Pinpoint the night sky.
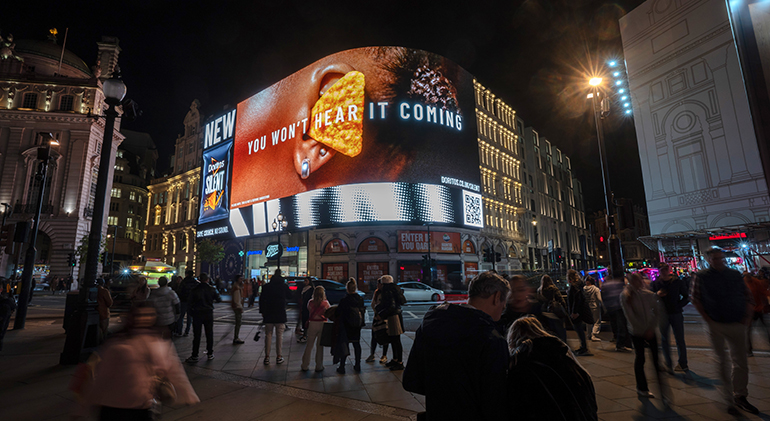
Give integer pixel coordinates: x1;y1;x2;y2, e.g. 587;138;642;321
6;0;647;215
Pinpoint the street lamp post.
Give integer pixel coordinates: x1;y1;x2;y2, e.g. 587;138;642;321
588;77;625;278
60;73;126;364
272;213;287;272
108;225;121;275
14;133;58;329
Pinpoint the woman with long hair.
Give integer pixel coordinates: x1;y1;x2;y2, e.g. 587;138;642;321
301;286;330;372
538;275;567;341
366;277;390;364
506;317;597;421
130;276;150;304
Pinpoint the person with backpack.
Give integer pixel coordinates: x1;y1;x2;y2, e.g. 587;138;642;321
176;270;199;337
567;270;594;356
259;269;292;365
335;278;366;373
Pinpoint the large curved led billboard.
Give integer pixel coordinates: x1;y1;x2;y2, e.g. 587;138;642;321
231;47;479;209
199;47;482;238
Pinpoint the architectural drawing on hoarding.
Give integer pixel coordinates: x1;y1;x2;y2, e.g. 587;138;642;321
620;0;769;236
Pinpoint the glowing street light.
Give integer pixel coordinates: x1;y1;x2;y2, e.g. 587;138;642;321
589;77;603;86
608;60;618;67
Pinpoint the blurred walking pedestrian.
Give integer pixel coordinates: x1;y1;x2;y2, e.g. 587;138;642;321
260;269;292;365
602;273;632;352
498;275;536;334
297;277;313;343
744;271;770;356
537;275;567;341
568;270;594;356
693;248;758;415
78;303;199;420
403;271;510;420
301;286;330;372
583;276;603;342
335;279;366;373
96;279;113;343
131;277;150;304
506;316;598;421
0;278;16;352
621;272;669;404
150;276;180;339
186;273;221;363
651;263;689;373
176;270;198;337
374;275;407;371
231;275;245;344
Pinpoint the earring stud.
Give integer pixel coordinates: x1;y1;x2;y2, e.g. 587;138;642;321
301;158;310;179
319;148;327;157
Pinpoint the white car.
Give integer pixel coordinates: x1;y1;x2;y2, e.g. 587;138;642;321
398;282;445;302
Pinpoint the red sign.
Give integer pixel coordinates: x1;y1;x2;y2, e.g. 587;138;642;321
357;262;388;282
323;239;349;254
397;231;461;253
400;264;423;283
322;263;348;282
464;262;478;282
709;233;747;240
357;237;388;253
463;240;475;254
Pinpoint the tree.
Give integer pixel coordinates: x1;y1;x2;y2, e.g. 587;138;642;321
74;234;107;264
196;239;224;277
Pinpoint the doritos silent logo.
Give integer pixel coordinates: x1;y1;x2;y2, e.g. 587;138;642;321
199;142;232;224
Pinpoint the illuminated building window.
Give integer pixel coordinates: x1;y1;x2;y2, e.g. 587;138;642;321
107;216;118;226
129;191;136;201
110;188;121;198
114;164;124;172
22;93;38;109
59;95;74;111
126;217;133;228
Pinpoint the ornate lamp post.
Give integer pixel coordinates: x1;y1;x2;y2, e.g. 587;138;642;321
272;212;287;271
13;133;58;329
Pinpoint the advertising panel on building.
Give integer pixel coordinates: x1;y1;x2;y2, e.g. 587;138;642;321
197;109;237;238
220;47;482;237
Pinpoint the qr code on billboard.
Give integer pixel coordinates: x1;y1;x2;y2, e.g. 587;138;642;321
463;190;483;228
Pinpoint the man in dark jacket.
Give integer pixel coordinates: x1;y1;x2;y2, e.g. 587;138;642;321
403;271;510;420
186;272;221;363
692;248;756;415
176;270;198;336
259;270;292;364
651;263;689;373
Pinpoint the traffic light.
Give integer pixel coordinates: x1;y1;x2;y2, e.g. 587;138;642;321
495;252;501;262
67;252;76;267
482;248;490;262
421;254;429;267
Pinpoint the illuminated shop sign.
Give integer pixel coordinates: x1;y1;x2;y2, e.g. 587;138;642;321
196;223;230;238
708;233;747;241
397;230;461;253
265;242;283;260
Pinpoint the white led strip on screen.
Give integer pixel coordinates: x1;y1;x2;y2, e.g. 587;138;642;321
229;206;249;237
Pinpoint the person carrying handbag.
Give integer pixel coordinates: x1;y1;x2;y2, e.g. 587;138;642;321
374;275;407;371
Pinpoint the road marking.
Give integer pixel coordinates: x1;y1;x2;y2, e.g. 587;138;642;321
406;311;418;319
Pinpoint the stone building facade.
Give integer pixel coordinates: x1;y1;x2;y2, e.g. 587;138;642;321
143;101;202;274
0;33;124;280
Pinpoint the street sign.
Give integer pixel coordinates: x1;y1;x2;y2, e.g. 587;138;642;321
548;240;554;253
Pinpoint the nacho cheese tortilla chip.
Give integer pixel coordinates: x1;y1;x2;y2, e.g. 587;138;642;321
309;71;364;157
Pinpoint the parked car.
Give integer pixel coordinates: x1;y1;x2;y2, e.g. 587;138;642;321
397;281;445;302
284;277;364;305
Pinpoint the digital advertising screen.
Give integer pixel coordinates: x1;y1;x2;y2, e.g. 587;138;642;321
198;47;484;239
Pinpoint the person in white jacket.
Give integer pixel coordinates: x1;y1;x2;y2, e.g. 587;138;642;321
621;272;670;404
583;276;603;341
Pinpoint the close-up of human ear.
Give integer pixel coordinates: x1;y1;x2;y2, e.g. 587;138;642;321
294;63;364;179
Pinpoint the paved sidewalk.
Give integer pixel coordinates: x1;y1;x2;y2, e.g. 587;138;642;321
6;314;770;420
